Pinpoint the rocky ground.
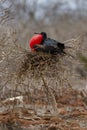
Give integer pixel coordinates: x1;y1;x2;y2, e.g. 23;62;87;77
0;87;87;130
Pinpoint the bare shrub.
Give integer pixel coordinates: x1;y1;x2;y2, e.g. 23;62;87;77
0;25;85;116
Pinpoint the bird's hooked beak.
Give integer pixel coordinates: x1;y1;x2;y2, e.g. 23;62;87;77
34;32;40;34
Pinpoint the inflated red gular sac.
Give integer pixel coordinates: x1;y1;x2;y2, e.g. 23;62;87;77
29;32;67;55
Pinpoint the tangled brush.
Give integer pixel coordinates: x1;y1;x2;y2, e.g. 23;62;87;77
17;52;62;78
16;34;84;79
0;30;86;102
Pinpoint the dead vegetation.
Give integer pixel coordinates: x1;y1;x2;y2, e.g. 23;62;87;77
0;25;87;129
0;1;87;128
0;88;87;130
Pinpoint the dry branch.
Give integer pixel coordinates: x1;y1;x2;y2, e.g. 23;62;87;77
0;32;85;116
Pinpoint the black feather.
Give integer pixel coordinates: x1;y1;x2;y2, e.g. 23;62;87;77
34;32;66;54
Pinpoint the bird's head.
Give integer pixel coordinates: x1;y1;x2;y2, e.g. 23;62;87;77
34;32;47;40
40;32;47;39
29;32;47;51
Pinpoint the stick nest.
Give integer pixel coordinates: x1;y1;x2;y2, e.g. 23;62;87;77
17;52;64;78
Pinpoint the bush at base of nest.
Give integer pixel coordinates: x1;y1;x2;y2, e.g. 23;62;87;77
17;52;64;78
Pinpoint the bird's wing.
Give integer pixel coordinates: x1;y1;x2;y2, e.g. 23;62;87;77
43;38;58;48
33;44;45;52
33;44;56;53
43;38;65;50
33;44;65;54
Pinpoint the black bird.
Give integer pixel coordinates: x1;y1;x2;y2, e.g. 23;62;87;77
30;32;66;54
